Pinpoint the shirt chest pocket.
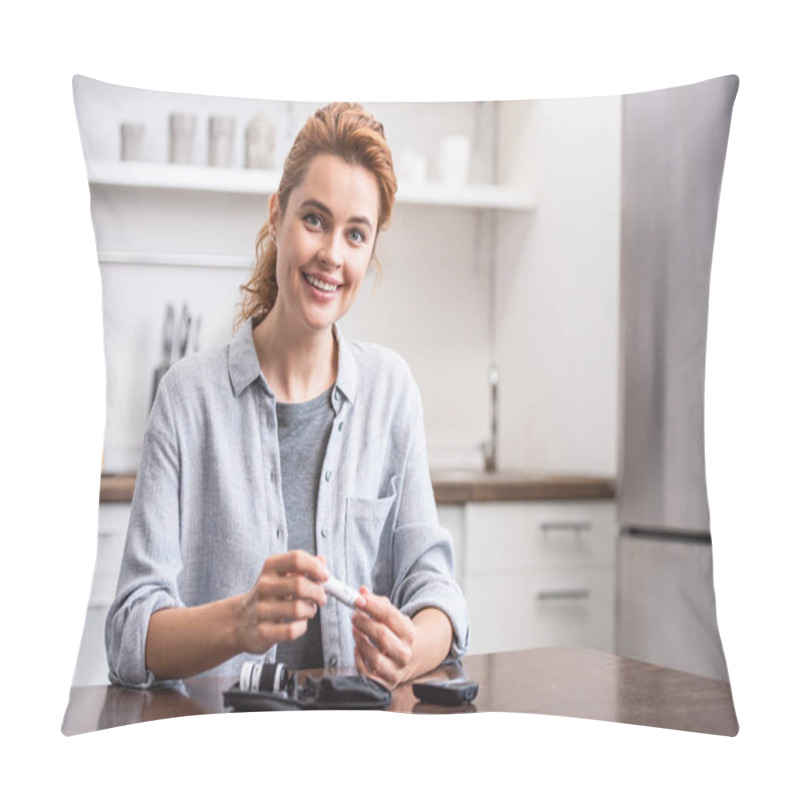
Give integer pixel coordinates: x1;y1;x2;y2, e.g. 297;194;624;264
343;476;398;586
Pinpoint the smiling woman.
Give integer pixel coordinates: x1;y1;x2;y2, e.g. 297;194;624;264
105;102;470;691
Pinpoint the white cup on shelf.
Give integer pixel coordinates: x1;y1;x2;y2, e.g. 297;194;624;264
120;123;144;161
245;114;276;169
208;115;236;168
169;113;196;164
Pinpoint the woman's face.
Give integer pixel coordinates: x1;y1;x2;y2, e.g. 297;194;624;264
270;153;381;334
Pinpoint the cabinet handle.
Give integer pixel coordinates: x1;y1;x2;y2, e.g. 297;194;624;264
540;521;592;534
536;589;591;601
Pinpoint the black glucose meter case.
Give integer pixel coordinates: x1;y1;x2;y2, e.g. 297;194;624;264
223;660;393;712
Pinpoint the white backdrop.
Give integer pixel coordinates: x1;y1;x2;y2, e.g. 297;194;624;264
3;1;798;798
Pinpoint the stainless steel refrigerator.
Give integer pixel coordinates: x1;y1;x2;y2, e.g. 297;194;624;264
615;76;738;681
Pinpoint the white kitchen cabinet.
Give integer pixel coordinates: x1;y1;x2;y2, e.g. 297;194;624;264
466;570;614;653
447;499;617;654
72;503;130;686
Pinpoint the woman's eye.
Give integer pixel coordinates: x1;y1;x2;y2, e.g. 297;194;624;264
348;228;366;244
304;213;323;228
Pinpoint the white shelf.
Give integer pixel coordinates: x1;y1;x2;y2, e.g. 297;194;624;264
87;160;281;195
98;251;252;269
86;160;536;211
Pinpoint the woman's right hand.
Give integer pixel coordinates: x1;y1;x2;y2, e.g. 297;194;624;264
236;550;330;655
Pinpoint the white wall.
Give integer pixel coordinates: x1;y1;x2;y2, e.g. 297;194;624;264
74;77;620;476
495;96;621;474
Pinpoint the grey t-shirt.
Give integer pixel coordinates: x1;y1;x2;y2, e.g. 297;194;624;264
275;387;334;669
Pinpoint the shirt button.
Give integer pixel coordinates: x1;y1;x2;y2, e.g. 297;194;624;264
321;528;328;538
276;527;283;539
333;388;340;403
337;421;344;432
325;470;332;482
328;655;338;668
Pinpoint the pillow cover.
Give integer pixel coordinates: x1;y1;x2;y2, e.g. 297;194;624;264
63;74;738;736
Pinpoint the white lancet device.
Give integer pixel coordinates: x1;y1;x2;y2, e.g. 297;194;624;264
322;575;360;608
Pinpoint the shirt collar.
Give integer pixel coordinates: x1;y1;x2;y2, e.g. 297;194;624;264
332;323;358;405
228;318;360;403
228;317;263;396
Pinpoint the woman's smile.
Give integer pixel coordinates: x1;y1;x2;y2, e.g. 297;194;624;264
302;271;342;295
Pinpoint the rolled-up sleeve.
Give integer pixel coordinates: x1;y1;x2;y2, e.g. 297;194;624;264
389;383;470;661
105;379;185;688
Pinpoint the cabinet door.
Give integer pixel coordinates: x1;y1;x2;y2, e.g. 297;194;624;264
72;503;131;687
461;499;616;654
464;568;614;654
464;500;616;574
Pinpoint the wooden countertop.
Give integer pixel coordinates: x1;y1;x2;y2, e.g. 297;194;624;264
99;471;615;504
61;646;737;736
430;469;615;503
99;473;138;503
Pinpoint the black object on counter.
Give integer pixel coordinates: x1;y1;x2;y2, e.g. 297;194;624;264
223;661;392;712
412;678;479;706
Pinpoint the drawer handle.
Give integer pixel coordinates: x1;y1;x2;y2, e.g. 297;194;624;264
536;589;591;601
540;521;592;534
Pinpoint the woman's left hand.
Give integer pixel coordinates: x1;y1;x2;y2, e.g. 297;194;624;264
351;588;415;690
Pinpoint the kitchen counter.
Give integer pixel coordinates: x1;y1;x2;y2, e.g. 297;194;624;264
62;646;737;736
430;469;615;503
99;473;138;503
99;471;615;504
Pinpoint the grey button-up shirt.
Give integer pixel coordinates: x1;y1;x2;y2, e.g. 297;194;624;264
106;319;470;688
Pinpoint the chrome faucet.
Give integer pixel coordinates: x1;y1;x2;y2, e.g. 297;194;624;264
481;363;499;472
